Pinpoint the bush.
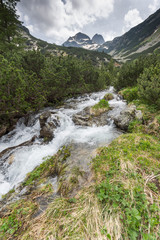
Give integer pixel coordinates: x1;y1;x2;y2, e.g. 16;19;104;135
137;64;160;109
92;99;109;109
119;87;138;102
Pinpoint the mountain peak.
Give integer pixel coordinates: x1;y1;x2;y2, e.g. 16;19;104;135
63;32;104;50
92;34;105;45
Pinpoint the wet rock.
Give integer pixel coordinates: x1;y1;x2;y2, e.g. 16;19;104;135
7;154;15;165
0;135;36;159
113;104;143;130
72;106;110;127
72;114;92;126
104;93;114;101
39;111;51;128
24;112;39;127
40;122;55;140
0;125;7;138
39;111;60;141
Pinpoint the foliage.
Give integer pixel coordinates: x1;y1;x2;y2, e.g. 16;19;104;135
114;58;144;90
0;54;45;125
23;146;70;186
92;99;109;110
0;0;22;53
93;133;160;239
114;53;159;91
138;63;160;109
0;200;37;239
0;51;110;127
119;87;138;103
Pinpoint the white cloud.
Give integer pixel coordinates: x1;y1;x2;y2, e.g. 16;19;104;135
103;30;117;41
124;9;143;29
18;0;114;44
148;0;159;13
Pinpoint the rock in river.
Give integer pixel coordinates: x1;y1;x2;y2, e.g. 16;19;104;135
113;104;143;130
39;111;60;141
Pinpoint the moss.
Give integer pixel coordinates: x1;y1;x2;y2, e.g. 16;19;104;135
23;146;70;186
58;166;85;197
103;93;114;101
2;188;15;200
92;99;109;110
91;99;110;116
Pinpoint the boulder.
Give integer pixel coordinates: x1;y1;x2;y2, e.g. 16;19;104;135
40;122;55;141
72;105;110;127
104;93;114;101
39;111;60;141
0;125;7;138
39;111;51;128
72;114;92;126
113;104;143;130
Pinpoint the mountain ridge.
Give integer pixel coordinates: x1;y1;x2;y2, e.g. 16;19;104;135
62;9;160;61
19;27;113;66
63;32;105;50
99;8;160;60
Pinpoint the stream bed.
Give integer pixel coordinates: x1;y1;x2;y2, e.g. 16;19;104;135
0;87;126;198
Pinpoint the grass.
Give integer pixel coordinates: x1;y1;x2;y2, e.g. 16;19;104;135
0;200;38;239
17;187;116;240
58;166;85;197
92;133;160;239
1;133;158;240
23;146;70;186
91;99;110;116
9;133;160;240
119;87;138;103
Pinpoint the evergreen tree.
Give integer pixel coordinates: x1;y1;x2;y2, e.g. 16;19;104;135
0;0;21;52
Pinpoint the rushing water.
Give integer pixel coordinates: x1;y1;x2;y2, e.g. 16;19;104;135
0;87;126;198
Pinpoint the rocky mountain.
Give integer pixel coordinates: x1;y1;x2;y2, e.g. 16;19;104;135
62;9;160;61
63;32;92;48
99;8;160;61
63;32;104;50
19;27;112;66
92;34;105;45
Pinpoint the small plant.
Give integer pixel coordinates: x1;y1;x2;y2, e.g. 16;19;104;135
93;99;109;109
0;200;37;238
23;146;70;186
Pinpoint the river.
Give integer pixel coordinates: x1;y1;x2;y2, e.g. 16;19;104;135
0;87;126;198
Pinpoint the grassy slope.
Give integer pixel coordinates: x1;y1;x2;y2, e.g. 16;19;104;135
0;95;160;240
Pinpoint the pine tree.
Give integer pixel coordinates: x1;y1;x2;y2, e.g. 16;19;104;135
0;0;21;52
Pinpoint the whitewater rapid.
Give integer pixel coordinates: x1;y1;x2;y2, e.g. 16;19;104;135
0;87;126;198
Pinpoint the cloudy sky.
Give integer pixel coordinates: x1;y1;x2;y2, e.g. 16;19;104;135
17;0;160;45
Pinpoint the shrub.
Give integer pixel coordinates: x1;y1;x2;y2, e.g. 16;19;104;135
137;64;160;109
119;87;138;102
92;99;109;109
